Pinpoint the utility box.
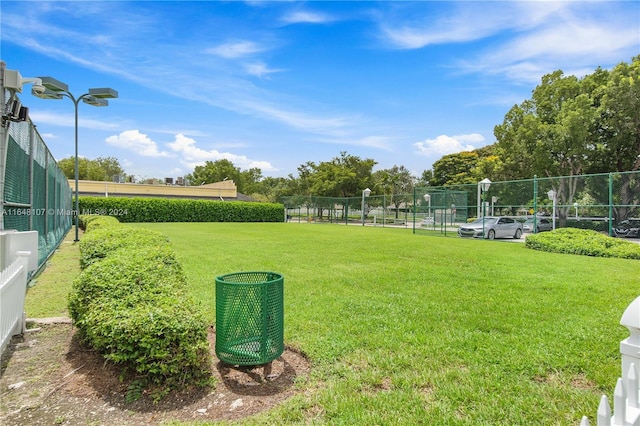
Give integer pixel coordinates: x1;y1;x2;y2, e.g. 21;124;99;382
215;271;284;366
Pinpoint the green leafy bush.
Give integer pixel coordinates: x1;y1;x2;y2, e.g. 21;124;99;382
81;214;121;232
78;196;283;223
69;218;211;391
525;228;640;259
78;225;170;269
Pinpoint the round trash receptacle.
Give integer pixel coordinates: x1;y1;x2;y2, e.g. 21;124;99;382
215;271;284;366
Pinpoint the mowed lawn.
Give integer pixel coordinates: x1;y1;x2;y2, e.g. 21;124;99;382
128;222;639;425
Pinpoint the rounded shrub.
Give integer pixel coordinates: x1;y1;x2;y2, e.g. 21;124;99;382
525;228;640;259
79;226;170;269
69;218;212;390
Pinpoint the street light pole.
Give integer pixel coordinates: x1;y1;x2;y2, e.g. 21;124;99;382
547;190;557;230
32;78;117;242
479;178;491;238
361;188;371;226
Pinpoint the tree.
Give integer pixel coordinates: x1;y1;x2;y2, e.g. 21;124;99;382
494;57;640;222
57;156;124;181
306;152;376;198
431;151;480;186
186;159;241;187
373;165;416;218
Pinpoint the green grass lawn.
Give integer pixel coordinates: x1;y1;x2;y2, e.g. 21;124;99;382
28;222;640;424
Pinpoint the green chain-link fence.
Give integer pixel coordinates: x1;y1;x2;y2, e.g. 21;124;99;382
416;173;639;236
282;171;639;237
281;194;418;227
2;116;73;269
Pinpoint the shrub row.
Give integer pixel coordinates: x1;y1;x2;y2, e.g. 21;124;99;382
78;196;283;223
69;216;211;391
525;228;640;259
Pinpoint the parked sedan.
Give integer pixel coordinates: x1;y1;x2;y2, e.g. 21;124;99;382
523;218;553;233
614;219;640;238
458;216;523;240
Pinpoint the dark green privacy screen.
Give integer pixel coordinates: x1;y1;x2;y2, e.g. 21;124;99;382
4;118;72;269
215;271;284;366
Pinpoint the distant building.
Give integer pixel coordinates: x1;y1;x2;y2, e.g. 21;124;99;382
69;179;238;200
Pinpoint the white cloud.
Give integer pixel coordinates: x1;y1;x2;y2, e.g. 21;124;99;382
205;41;264;58
282;10;333;25
413;133;484;157
244;61;283;78
379;2;569;50
379;2;638;84
105;130;171;157
167;133;276;171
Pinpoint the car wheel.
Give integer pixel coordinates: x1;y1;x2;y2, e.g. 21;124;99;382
535;226;540;233
487;230;495;240
514;229;522;239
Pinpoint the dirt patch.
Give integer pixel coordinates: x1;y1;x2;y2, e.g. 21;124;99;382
0;322;310;425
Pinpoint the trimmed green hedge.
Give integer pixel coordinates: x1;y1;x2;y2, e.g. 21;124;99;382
525;228;640;259
78;224;170;269
69;217;211;391
78;196;283;223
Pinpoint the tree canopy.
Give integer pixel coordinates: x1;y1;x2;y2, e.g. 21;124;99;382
58;156;124;181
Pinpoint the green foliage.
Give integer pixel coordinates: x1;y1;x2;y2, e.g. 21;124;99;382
78;196;283;223
58;156;124;181
300;151;377;197
494;56;640;183
525;228;640;259
81;215;121;233
68;219;211;391
78;225;170;269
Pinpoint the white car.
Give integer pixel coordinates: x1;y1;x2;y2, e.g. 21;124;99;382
458;216;523;240
523;218;553;233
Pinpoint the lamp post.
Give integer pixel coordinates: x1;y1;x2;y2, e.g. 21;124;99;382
479;178;491;238
423;194;431;219
32;77;118;242
361;188;371;226
573;202;579;220
547;189;557;230
491;196;499;216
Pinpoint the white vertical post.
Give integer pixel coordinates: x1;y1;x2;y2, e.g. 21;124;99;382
614;378;626;425
598;395;612;426
629;363;639;409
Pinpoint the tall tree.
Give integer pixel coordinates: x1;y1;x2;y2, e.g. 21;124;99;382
373;165;416;218
306;151;376;197
430;151;480;186
186;159;241;187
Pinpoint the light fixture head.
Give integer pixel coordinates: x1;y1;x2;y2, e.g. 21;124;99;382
480;178;492;192
88;87;118;99
32;88;64;99
38;76;69;93
547;189;556;200
423;194;430;201
363;188;371;197
83;95;109;106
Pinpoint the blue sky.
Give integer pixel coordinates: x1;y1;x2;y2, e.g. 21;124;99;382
2;1;639;182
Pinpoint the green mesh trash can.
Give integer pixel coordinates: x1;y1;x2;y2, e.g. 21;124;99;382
215;271;284;366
